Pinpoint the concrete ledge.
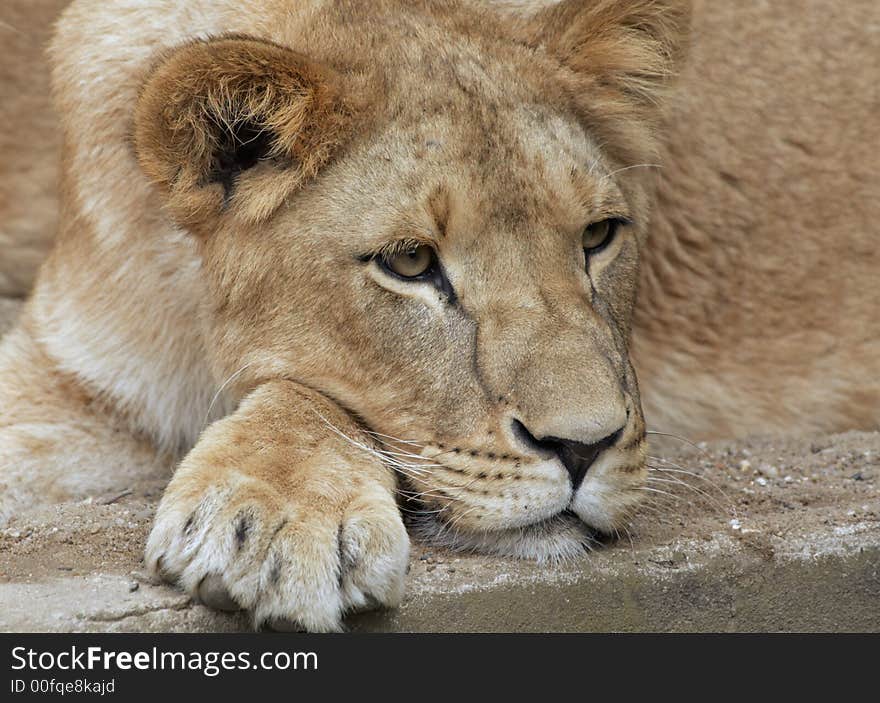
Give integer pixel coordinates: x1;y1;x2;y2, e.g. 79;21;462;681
1;519;877;633
351;525;880;632
1;299;878;631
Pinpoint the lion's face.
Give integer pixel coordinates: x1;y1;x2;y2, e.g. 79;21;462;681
134;1;689;559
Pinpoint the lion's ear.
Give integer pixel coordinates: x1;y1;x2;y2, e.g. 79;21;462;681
134;36;355;227
522;0;691;159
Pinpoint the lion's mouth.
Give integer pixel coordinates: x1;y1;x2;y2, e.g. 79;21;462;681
378;416;644;560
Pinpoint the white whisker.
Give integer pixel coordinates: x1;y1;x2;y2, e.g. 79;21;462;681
602;163;662;181
645;473;732;516
202;362;252;430
363;430;425;447
645;430;705;453
648;460;737;516
636;486;679;500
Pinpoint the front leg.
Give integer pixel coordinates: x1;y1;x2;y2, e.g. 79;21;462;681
145;380;409;631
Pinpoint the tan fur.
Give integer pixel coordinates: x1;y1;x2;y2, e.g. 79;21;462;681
0;0;877;630
0;0;67;297
634;0;880;438
134;36;360;227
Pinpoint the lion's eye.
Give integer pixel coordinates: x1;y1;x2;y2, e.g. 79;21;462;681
381;244;434;278
582;219;619;254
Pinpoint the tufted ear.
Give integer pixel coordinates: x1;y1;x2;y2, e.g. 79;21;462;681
521;0;691;160
134;36;356;228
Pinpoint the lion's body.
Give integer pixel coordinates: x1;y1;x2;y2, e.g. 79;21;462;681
4;0;877;439
0;0;66;297
0;0;877;630
634;0;880;438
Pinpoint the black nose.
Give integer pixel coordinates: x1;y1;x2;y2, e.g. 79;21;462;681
512;420;622;491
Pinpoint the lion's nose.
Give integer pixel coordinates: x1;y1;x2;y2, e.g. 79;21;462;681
511;419;623;490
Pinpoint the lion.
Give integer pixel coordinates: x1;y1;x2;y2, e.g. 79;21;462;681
0;0;878;631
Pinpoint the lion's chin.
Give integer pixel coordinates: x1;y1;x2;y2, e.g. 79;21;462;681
407;511;604;563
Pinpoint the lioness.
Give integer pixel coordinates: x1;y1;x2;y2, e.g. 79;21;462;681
1;0;877;631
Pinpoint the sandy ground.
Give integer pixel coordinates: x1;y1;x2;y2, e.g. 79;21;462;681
0;299;878;631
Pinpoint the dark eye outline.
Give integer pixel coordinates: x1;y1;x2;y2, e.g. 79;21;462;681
583;217;628;257
377;244;437;281
361;244;458;304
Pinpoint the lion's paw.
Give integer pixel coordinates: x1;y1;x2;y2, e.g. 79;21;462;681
145;473;409;632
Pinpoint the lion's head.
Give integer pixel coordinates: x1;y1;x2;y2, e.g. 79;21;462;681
133;0;690;559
